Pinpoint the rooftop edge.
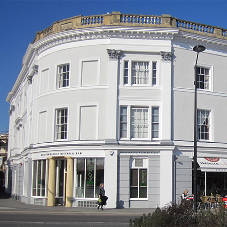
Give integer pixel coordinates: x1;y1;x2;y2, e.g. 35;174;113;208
33;11;227;43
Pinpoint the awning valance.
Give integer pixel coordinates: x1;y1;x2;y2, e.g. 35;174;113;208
197;158;227;172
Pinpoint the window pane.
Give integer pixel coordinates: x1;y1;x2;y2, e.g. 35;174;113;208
139;169;147;198
130;169;138;198
196;66;209;90
32;161;37;196
85;158;95;198
37;161;41;196
131;108;148;138
58;160;64;197
33;160;46;197
130;187;138;198
120;107;127;138
57;64;70;88
139;169;147;186
152;108;159;139
76;159;85;198
56;108;68;140
124;61;129;85
41;160;46;196
139;187;147;198
197;109;210;140
95;158;104;198
132;62;149;85
131;169;138;186
152;62;157;85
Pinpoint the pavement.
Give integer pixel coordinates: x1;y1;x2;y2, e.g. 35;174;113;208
0;197;156;216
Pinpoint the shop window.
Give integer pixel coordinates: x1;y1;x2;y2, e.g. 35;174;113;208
130;158;147;199
32;160;47;197
76;158;104;198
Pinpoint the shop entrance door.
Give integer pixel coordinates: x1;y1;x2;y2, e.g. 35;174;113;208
56;159;67;205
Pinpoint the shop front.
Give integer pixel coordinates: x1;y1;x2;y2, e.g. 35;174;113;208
30;149;118;208
197;158;227;197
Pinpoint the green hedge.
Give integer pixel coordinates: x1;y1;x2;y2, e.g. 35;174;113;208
129;200;227;227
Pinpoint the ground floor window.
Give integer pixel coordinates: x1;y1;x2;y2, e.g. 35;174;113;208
32;160;47;197
76;158;104;198
196;169;227;197
130;158;147;198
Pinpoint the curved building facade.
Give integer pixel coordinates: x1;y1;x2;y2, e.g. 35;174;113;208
6;12;227;208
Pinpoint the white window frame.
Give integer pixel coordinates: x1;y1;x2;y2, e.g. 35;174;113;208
75;158;104;199
119;106;160;140
197;109;211;141
130;158;148;200
152;61;157;86
122;59;159;86
196;64;213;92
131;107;149;139
56;63;70;89
120;106;155;140
152;107;159;139
55;108;68;141
32;160;48;197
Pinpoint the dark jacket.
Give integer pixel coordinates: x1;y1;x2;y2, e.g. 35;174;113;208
99;187;107;205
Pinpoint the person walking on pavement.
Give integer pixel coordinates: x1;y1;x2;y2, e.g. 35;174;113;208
97;183;108;210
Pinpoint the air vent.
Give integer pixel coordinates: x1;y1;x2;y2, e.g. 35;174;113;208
135;159;143;167
78;200;97;208
34;198;43;205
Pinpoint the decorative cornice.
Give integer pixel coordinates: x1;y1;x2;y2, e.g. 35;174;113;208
160;51;173;61
107;49;121;59
33;26;178;55
27;64;39;84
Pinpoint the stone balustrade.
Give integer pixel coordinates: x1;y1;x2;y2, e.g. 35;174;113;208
33;11;227;42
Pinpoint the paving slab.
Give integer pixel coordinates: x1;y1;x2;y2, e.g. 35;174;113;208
0;197;156;216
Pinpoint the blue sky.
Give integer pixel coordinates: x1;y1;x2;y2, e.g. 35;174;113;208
1;0;227;133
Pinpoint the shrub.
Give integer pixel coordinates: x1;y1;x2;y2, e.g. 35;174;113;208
129;200;227;227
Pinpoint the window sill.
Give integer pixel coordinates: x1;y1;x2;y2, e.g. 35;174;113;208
130;198;148;201
31;196;47;198
121;85;159;88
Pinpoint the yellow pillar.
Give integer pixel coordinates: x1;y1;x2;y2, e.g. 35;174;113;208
47;157;56;206
65;157;74;207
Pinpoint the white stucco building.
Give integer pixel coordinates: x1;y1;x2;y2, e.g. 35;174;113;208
6;12;227;208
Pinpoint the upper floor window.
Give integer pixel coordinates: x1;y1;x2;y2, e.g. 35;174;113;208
132;62;149;85
152;62;157;85
131;107;148;139
197;109;210;140
196;66;210;90
55;108;68;140
120;106;159;140
152;107;159;138
124;61;157;86
57;64;70;88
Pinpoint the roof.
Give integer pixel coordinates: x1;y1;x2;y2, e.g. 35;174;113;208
33;11;227;43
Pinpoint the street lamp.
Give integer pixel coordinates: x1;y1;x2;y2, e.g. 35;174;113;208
193;45;206;213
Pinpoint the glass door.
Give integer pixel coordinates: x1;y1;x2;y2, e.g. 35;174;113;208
56;159;67;205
